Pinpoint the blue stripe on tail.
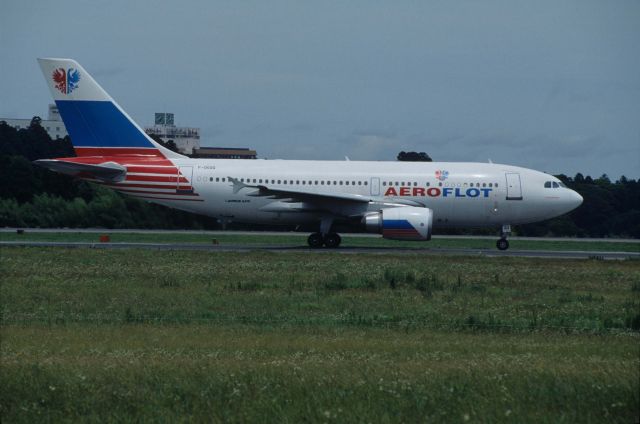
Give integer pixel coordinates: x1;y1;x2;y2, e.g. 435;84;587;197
56;100;154;148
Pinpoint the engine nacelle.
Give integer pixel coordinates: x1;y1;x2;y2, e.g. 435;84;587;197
362;206;433;241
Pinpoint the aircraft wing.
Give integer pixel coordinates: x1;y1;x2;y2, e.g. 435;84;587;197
228;177;425;214
229;177;369;203
34;159;127;182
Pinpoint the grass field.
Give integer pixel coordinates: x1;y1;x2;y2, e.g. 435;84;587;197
1;247;639;422
1;230;639;252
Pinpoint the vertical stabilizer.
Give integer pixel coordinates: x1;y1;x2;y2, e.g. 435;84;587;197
37;58;183;158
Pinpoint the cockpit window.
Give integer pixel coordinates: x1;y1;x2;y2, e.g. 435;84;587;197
545;181;565;188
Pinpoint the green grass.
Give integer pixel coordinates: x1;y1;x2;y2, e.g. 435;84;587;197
2;326;637;423
1;247;639;422
1;230;639;252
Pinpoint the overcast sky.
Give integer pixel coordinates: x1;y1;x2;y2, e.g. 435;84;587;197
2;1;638;178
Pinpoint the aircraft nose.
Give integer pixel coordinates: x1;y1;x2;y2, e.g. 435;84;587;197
568;189;583;210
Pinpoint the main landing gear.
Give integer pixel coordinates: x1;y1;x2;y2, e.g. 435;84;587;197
307;232;342;248
308;217;341;248
496;224;511;251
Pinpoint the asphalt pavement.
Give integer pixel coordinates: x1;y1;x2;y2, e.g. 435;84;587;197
1;240;637;260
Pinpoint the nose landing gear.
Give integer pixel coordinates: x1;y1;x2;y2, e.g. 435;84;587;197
496;238;509;251
497;224;511;251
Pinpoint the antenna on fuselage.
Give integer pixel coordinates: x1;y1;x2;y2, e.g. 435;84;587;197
488;159;493;164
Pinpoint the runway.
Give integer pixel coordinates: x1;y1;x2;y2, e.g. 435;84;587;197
1;240;638;260
2;228;638;243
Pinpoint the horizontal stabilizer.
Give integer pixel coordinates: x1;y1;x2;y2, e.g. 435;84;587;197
34;159;127;182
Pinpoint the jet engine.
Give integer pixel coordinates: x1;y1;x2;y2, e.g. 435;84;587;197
362;206;433;241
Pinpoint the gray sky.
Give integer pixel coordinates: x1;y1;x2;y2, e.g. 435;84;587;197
2;0;639;178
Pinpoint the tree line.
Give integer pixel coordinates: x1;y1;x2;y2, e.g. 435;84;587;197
0;120;220;230
0;120;638;237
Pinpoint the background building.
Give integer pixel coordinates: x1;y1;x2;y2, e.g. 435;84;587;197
1;104;68;139
192;147;257;159
144;112;200;155
2;108;257;159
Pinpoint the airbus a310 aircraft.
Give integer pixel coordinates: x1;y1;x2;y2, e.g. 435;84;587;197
35;58;583;250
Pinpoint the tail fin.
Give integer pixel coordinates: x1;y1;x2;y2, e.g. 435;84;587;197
37;58;183;159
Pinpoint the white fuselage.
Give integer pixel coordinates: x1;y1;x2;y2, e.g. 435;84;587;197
118;158;582;229
36;57;583;236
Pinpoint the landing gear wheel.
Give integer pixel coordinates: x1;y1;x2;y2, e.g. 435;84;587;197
496;238;509;251
323;232;342;248
307;232;324;248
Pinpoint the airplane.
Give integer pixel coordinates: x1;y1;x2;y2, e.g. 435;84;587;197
35;58;583;250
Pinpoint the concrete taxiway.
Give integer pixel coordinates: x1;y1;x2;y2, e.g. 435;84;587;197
1;240;638;260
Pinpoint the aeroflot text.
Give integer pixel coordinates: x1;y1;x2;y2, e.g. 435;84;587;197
384;187;493;198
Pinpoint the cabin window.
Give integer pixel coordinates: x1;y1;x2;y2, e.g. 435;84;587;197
364;181;368;185
221;178;226;182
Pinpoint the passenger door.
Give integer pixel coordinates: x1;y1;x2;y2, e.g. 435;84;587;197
177;166;194;194
505;173;523;200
